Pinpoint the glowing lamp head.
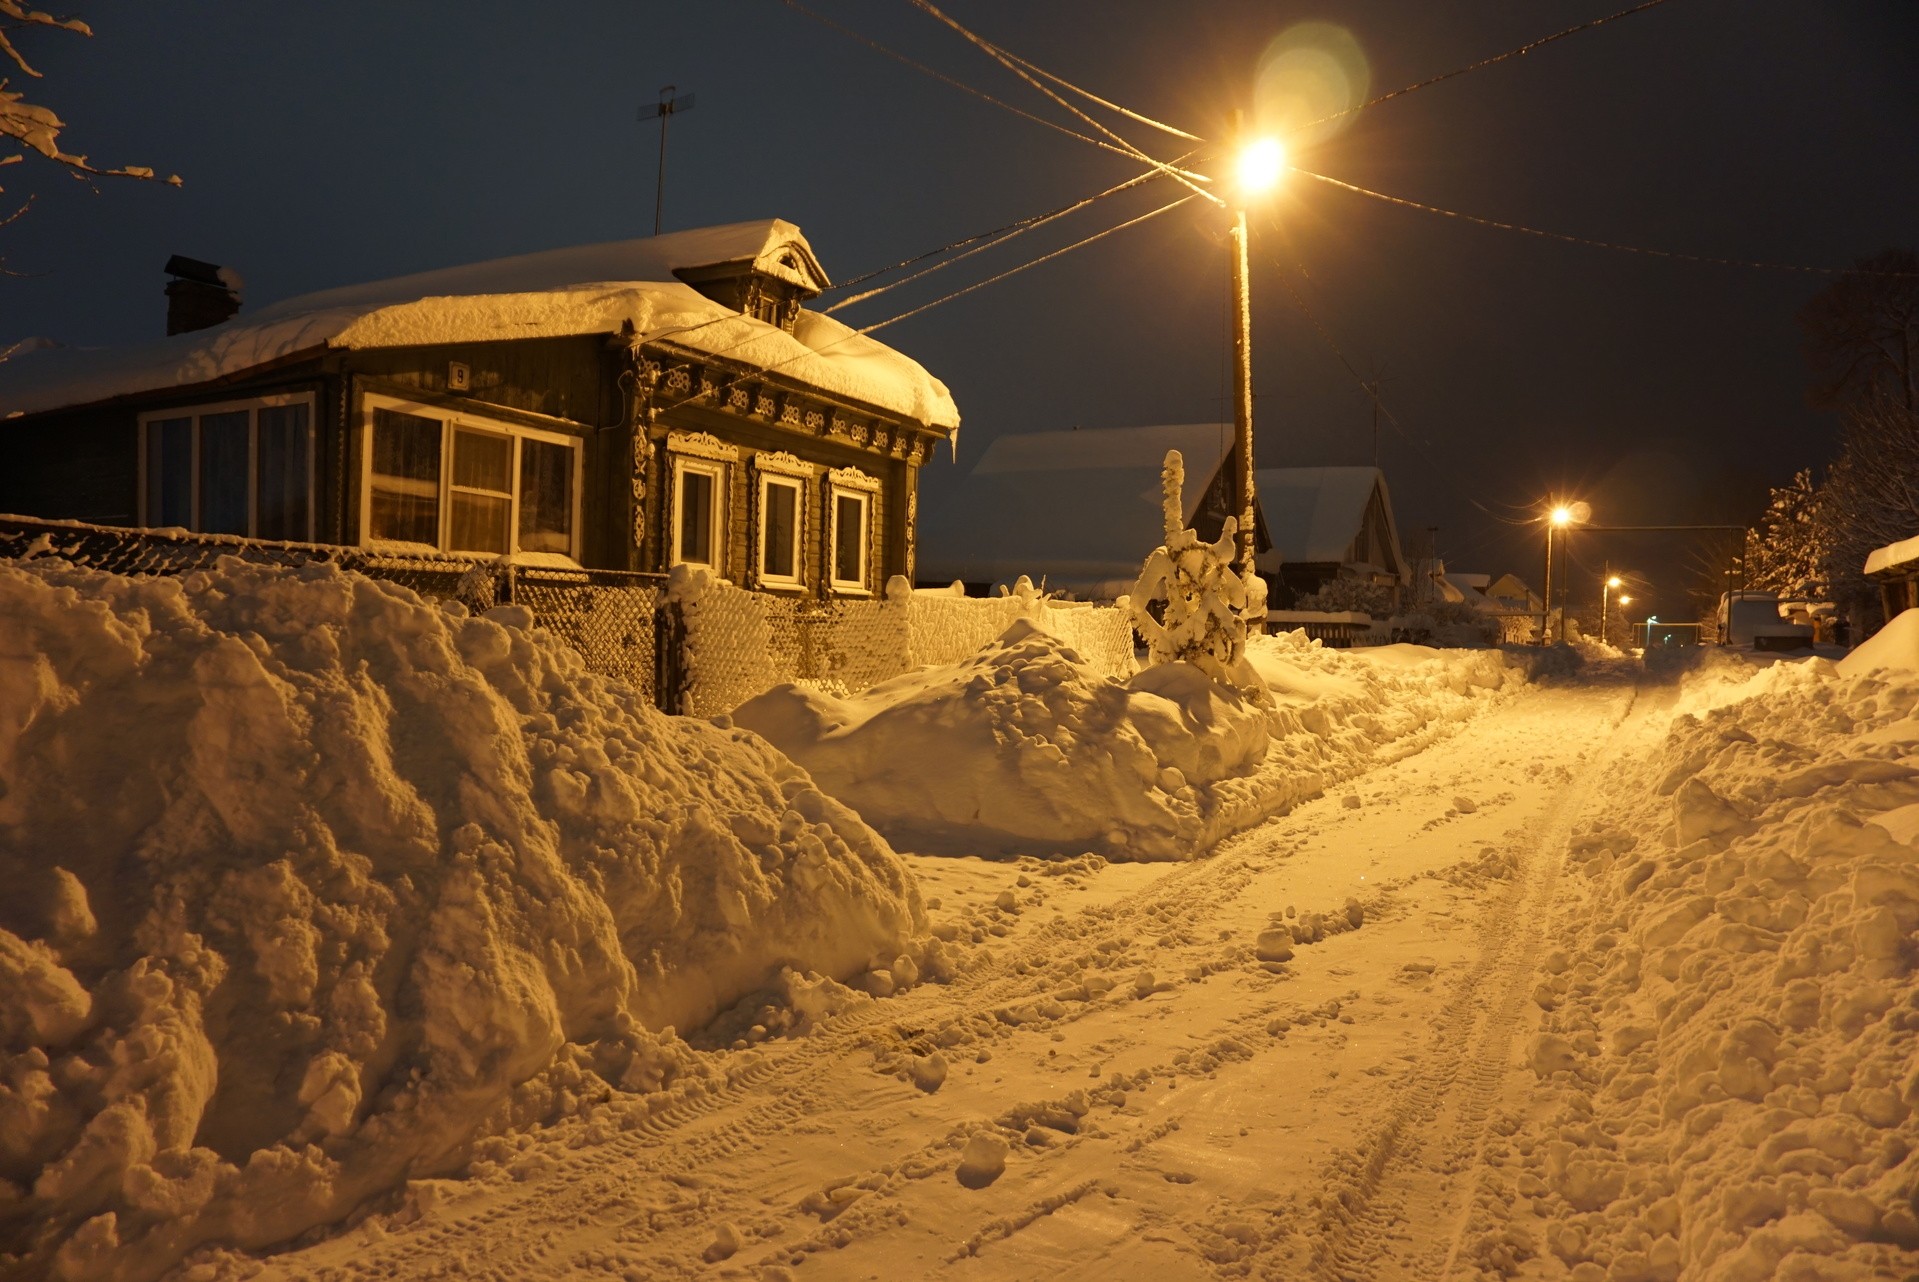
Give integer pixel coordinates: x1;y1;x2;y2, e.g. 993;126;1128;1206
1607;576;1623;589
1618;595;1632;607
1236;138;1286;195
1550;505;1575;527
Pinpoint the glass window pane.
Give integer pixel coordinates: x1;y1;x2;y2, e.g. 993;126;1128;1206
450;492;511;555
146;418;193;527
199;410;251;535
517;438;574;555
835;494;865;584
679;469;712;564
453;429;512;493
256;404;310;541
370;409;442;544
762;480;797;578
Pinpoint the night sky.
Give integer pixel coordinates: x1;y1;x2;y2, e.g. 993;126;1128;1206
6;0;1916;619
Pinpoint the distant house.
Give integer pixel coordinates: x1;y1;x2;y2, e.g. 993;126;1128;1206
0;220;958;597
1254;466;1409;609
1483;573;1542;615
917;423;1270;598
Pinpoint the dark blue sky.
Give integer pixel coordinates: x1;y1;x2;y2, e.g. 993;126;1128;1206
6;0;1916;613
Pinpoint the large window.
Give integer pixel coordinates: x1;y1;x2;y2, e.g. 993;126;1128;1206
139;395;314;539
673;459;725;570
757;475;803;587
362;397;579;559
826;469;878;595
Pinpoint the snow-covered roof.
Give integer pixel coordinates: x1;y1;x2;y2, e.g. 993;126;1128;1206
1254;466;1400;569
1865;533;1919;577
0;219;959;430
918;424;1237;591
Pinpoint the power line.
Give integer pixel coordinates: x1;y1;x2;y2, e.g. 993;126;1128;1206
991;47;1202;142
905;0;1222;207
771;0;1208;178
824;163;1183;312
1303;0;1681;131
1293;167;1919;277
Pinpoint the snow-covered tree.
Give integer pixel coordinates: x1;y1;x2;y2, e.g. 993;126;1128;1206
1799;248;1919;413
1;2;177;250
1129;449;1265;689
1815;392;1919;633
1741;468;1826;600
1292;576;1395;618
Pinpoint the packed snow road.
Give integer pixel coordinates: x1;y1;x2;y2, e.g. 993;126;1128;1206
261;679;1651;1282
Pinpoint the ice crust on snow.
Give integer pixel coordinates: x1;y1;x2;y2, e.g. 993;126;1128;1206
733;620;1514;860
1494;647;1919;1281
0;220;959;430
0;556;924;1280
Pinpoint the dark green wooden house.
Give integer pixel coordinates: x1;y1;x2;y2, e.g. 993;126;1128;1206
0;220;959;597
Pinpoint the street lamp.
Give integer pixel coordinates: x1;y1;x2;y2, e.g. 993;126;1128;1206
1601;574;1623;647
1229;135;1285;580
1540;500;1587;644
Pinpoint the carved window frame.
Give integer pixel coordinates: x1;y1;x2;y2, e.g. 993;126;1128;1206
666;432;737;574
826;466;880;596
752;451;813;591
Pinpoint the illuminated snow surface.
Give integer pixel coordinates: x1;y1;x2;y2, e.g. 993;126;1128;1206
4;566;1918;1281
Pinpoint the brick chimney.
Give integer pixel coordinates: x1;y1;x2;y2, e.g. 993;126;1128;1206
164;254;242;335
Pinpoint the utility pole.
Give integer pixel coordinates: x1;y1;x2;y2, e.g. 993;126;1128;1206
640;85;695;236
1229;204;1257;580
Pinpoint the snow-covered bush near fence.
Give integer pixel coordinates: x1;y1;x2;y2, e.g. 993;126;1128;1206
0;557;925;1282
1473;613;1919;1282
1129;450;1265;691
734;619;1516;862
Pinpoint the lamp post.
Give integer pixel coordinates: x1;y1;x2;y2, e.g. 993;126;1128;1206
1614;594;1631;648
1601;573;1623;646
1542;504;1572;643
1230;137;1284;580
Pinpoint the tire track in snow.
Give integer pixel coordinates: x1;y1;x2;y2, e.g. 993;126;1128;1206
1290;685;1645;1282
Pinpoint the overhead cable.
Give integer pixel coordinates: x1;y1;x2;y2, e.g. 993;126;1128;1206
905;0;1222;206
1293;167;1919;277
1304;0;1681;130
992;46;1203;142
825;163;1184;312
772;0;1198;173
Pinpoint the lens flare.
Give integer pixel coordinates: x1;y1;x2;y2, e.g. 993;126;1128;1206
1253;22;1370;148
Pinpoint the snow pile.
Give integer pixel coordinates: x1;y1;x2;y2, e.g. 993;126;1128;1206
733;621;1514;861
1492;649;1919;1281
0;557;923;1281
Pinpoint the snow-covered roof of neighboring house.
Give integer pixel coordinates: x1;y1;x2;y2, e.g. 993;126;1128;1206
918;423;1238;592
1254;466;1401;571
0;219;959;430
1865;533;1919;577
1436;573;1490;606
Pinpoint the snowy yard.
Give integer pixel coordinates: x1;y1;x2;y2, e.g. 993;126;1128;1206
3;559;1918;1281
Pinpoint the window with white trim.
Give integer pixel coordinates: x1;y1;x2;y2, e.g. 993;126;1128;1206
830;488;871;592
139;395;315;539
362;396;579;559
757;473;804;587
672;459;726;570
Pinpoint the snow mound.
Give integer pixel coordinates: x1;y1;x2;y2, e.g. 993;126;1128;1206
735;623;1515;861
1507;654;1919;1280
1838;607;1919;677
0;558;922;1280
734;618;1268;860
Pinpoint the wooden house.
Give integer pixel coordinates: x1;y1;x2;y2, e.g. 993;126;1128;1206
1254;466;1409;609
0;220;959;598
916;423;1271;598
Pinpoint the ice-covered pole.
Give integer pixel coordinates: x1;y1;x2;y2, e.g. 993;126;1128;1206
1230;206;1257;579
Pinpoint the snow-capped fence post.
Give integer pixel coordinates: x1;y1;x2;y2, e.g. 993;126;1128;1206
1128;449;1266;693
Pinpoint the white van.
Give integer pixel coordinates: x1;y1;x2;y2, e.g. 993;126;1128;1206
1717;592;1815;650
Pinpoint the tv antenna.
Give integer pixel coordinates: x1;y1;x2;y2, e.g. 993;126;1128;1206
640;84;695;236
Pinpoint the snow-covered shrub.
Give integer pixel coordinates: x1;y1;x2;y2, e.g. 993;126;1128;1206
1293;576;1395;618
1129;450;1264;691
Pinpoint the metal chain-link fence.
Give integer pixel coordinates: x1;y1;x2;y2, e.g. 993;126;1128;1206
0;516;666;702
0;517;1139;718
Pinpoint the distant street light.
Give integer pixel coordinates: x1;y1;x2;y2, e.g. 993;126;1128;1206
1540;500;1588;644
1601;572;1624;646
1229;135;1285;580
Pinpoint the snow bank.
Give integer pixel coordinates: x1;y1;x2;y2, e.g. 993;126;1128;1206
0;558;923;1280
1837;607;1919;677
733;623;1513;861
1496;654;1919;1281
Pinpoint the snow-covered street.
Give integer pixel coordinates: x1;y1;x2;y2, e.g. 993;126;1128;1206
253;679;1658;1281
